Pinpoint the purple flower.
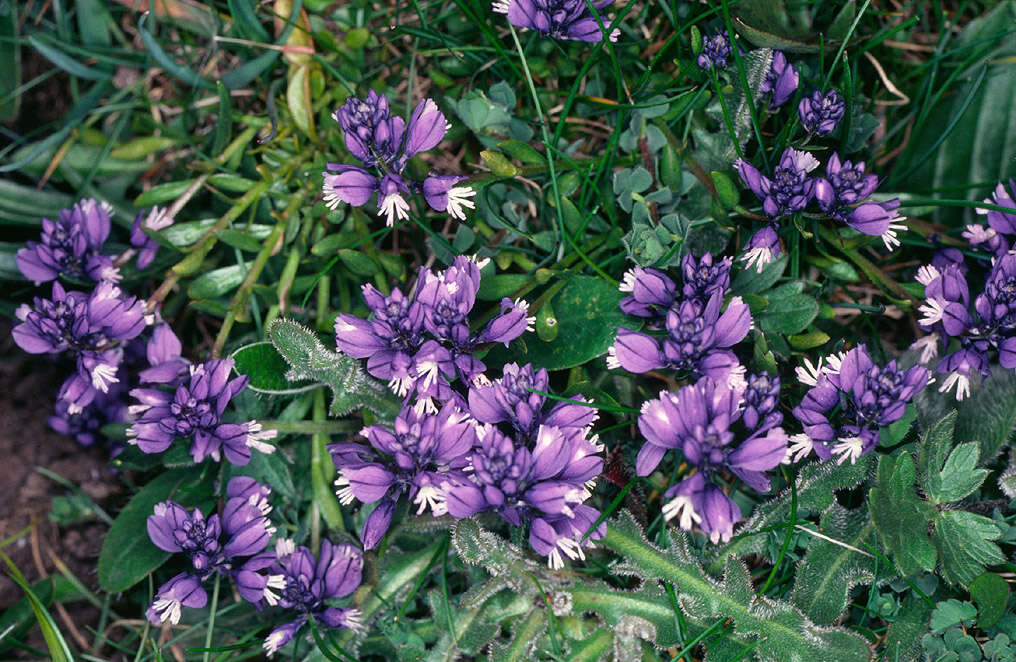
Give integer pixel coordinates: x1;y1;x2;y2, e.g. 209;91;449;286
735;148;819;218
792;346;929;463
146;478;278;624
423;174;476;221
334;258;533;407
617;254;731;327
146;573;207;625
492;0;620;43
697;33;732;71
331;402;477;548
127;358;276;464
323;94;473;225
444;362;605;566
609;292;751;385
16;198;118;284
13;281;146;408
739;225;781;273
964;179;1016;256
49;375;128;447
129;206;174;270
262;539;364;656
799;89;845;136
813;153;907;250
760;51;798;108
916;254;1016;400
635;376;787;543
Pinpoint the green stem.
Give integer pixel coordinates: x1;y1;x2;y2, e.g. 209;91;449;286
202;575;221;662
259;419;359;435
311;389;344;530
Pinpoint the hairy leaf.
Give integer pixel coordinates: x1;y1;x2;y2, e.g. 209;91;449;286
268;318;402;419
933;510;1005;587
791;504;877;625
868;452;938;576
231;341;318;394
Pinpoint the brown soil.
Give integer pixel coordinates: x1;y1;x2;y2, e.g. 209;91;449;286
0;319;125;659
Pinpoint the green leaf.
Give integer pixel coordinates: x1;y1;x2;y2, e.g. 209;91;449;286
933;510;1005;587
602;513;871;660
0;552;74;662
232;342;318;394
731;254;788;295
868;452;938;576
480;150;520;178
97;467;214;593
710;170;740;208
884;595;933;662
758;293;819;335
0;577;80;655
970;572;1010;628
226;447;297;501
286;64;316;138
897;1;1016;215
791;504;877;625
338;249;379;277
498;139;544;165
932;443;988;504
707;454;873;572
916;369;1016;461
490;275;632;371
187;262;249;299
269;319;402;418
930;599;978;634
0;0;20;122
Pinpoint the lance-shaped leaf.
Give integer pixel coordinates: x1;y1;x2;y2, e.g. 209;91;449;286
268;318;402;419
791;503;878;625
602;512;871;661
706;454;873;573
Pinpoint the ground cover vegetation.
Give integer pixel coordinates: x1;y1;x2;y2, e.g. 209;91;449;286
2;0;1016;660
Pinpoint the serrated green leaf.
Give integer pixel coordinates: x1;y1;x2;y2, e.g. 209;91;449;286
269;319;401;418
791;504;877;625
934;443;988;504
602;513;870;661
707;454;873;572
868;452;938;576
930;599;978;634
97;467;214;592
970;573;1010;628
917;369;1016;464
933;510;1005;587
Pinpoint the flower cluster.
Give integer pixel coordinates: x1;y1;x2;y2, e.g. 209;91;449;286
697;32;732;71
444;363;605;569
334;255;533;411
609;254;751;387
146;477;279;625
735;148;907;262
262;539;364;656
791;346;929;463
16;198;120;284
323;91;475;225
635;375;787;543
915;252;1016;400
331;402;477;549
13;281;147;412
492;0;620;43
965;179;1016;256
760;51;798;109
799;89;845;136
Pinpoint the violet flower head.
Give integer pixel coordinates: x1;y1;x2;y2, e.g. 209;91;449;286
492;0;620;43
609;291;752;387
129;206;174;270
799;89;845;136
49;377;127;447
697;33;732;71
616;253;730;327
813;153;907;251
680;252;732;304
760;51;798;108
16;198;118;284
262;539;364;656
966;179;1016;256
145;478;280;625
735;147;819;218
127;358;277;465
739;225;781;273
791;346;929;464
444;362;605;568
635;376;787;543
324;93;475;225
13;281;146;408
146;573;208;626
330;402;477;549
916;254;1016;400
